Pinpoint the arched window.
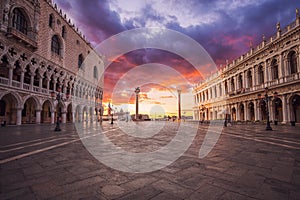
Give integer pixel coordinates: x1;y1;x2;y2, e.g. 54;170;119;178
247;70;252;87
238;74;243;89
224;81;228;94
258;65;264;84
78;54;84;68
51;35;60;55
271;59;278;79
12;8;28;35
231;78;235;91
289;51;298;74
49;14;54;28
93;66;98;79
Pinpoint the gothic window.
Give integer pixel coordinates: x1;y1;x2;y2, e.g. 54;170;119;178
51;35;60;55
13;61;21;81
12;8;28;35
62;26;66;38
78;54;84;69
49;14;54;28
33;69;39;86
93;66;98;79
49;76;54;90
247;70;252;87
42;72;47;88
24;65;31;84
271;59;278;79
289;51;298;74
258;65;264;84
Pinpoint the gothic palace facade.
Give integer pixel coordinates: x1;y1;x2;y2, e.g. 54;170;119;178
193;9;300;125
0;0;104;125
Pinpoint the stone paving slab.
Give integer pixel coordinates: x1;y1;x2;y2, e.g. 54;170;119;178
0;122;300;199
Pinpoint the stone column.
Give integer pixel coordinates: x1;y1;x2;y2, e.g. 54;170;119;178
30;74;34;91
39;76;43;92
254;100;258;121
61;112;66;123
72;111;76;123
8;66;13;86
269;100;274;122
281;95;287;124
278;54;284;80
178;89;181;120
20;70;25;89
286;96;291;123
36;110;41;124
252;67;256;88
53;79;57;92
16;108;22;125
90;109;94;123
244;102;248;121
264;62;268;86
236;103;240;121
78;112;83;122
51;111;55;124
242;71;246;89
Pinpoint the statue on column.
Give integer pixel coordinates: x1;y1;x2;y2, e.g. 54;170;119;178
135;87;140;120
276;22;281;32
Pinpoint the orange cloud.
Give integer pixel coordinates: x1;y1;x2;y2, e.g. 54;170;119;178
160;95;175;99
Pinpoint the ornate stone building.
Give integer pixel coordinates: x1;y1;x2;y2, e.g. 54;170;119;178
0;0;104;125
193;9;300;125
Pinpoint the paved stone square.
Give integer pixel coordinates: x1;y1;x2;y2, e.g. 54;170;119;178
1;122;300;199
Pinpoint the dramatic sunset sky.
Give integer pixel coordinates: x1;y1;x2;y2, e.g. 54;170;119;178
54;0;298;117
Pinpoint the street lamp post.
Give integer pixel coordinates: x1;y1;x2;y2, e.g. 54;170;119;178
108;103;113;125
263;87;272;131
200;104;206;123
258;88;279;130
51;86;69;132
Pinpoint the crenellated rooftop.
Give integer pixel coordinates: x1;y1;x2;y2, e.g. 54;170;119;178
45;0;91;46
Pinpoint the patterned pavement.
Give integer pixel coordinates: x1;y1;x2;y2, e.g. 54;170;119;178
1;121;300;199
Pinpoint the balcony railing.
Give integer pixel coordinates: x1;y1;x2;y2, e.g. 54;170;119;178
12;80;20;88
33;86;39;92
6;27;37;49
0;77;8;85
41;88;48;94
23;83;30;90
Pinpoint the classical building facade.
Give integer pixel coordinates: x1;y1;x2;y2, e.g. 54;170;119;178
0;0;104;125
193;9;300;125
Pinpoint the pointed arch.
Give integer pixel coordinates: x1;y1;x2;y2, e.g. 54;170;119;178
23;95;41;110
